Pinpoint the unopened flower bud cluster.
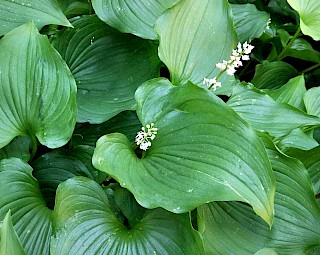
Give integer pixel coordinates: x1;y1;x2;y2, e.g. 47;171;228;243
135;123;158;151
203;42;254;91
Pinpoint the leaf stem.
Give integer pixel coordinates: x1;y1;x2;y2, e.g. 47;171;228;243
301;63;320;74
30;135;38;160
277;26;301;61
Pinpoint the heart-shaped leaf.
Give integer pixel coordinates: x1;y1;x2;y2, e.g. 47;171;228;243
93;78;275;225
0;158;52;255
231;3;270;43
92;0;178;40
287;0;320;40
0;22;77;149
0;0;71;36
198;134;320;254
0;210;27;255
51;177;205;255
155;0;237;94
228;83;320;138
51;16;160;123
31;145;107;209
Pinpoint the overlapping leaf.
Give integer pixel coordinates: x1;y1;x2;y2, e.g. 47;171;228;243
0;0;71;36
51;177;205;255
288;0;320;40
0;211;27;255
155;0;237;94
0;136;32;162
304;87;320;117
231;3;270;42
0;158;52;255
228;83;320;138
51;16;160;123
92;0;178;40
198;135;320;255
0;22;77;149
93;78;275;224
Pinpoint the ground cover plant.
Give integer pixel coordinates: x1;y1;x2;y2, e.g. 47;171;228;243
0;0;320;254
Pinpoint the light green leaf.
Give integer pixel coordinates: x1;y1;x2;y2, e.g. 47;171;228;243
0;136;32;162
267;75;306;111
0;22;77;149
93;78;275;225
155;0;237;94
251;61;299;89
228;83;320;137
305;87;320;117
0;0;71;36
0;158;52;255
92;0;178;40
31;145;107;209
231;3;270;43
51;16;160;123
198;135;320;255
288;0;320;40
0;210;27;255
254;248;278;255
72;111;141;147
51;177;205;255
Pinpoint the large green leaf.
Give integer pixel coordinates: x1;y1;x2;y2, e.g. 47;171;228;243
251;61;299;89
0;210;27;255
288;0;320;40
231;3;270;43
31;146;107;209
227;83;320;138
72;111;141;147
93;78;275;224
51;177;205;255
0;22;77;149
51;16;160;123
0;158;52;255
155;0;237;94
0;0;71;36
92;0;178;40
0;136;32;162
198;135;320;255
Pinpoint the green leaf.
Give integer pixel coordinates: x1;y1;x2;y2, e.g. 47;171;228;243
0;158;52;255
0;22;77;149
72;111;141;147
287;0;320;40
267;75;306;111
51;16;160;123
0;136;32;162
31;145;107;209
0;210;27;255
155;0;237;94
56;0;90;17
251;61;299;89
92;0;178;40
254;248;278;255
0;0;71;36
93;78;275;225
231;3;270;43
198;135;320;255
227;83;320;138
304;87;320;117
51;177;205;255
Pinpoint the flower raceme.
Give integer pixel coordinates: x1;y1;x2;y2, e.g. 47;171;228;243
135;123;158;151
203;42;254;91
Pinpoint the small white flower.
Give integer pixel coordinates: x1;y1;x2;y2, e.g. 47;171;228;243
266;18;271;29
203;77;221;91
216;60;228;71
135;123;158;151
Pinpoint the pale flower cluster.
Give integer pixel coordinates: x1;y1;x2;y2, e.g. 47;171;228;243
135;123;158;151
203;42;254;91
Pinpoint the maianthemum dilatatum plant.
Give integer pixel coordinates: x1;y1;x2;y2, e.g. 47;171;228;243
0;0;320;254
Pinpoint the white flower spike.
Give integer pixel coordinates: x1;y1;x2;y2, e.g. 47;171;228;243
135;123;158;151
204;42;254;91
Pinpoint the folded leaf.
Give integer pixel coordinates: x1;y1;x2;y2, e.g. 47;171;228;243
0;0;71;36
0;22;77;149
92;0;178;40
93;78;275;225
51;177;205;255
0;158;52;255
